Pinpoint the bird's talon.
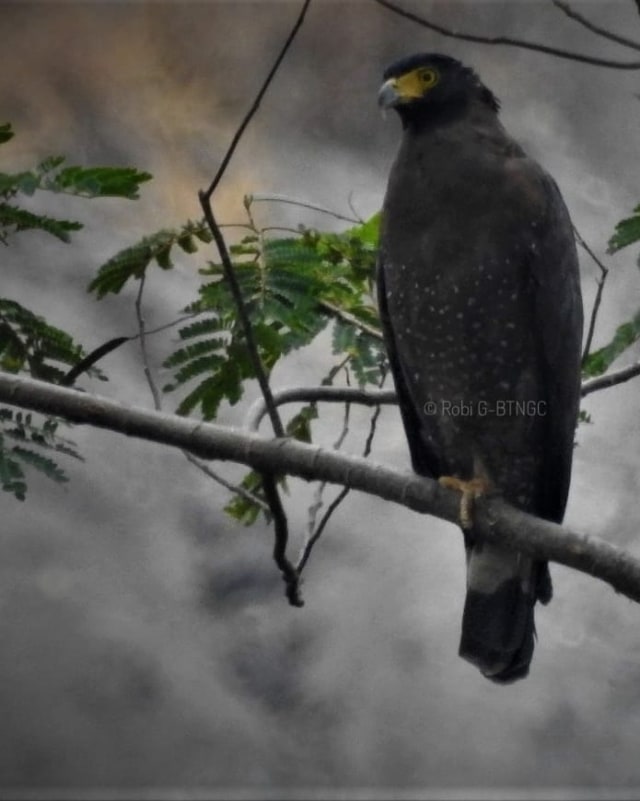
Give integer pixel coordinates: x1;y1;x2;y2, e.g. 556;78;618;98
439;476;492;530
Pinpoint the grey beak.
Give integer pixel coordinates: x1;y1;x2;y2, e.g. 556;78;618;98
378;79;400;109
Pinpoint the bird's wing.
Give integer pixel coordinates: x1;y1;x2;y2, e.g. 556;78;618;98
527;168;584;523
376;254;444;478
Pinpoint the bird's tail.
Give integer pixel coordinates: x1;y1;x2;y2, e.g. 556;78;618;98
459;538;551;683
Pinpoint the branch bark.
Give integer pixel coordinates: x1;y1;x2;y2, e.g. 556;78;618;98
2;372;640;604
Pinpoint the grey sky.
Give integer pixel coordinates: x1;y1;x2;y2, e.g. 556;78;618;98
1;1;640;796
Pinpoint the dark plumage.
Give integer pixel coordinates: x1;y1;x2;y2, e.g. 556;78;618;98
377;53;583;682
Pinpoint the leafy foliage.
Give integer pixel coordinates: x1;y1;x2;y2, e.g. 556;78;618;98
582;309;640;378
608;204;640;256
162;211;383;420
0;299;105;384
88;220;213;298
0;123;150;499
0;410;82;500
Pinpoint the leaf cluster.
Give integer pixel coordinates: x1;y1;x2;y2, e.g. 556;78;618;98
0;125;151;245
0;122;149;498
161;212;384;421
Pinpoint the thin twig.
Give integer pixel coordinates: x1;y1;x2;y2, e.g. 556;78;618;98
137;312;201;340
306;367;352;537
581;360;640;396
575;227;610;364
319;300;384;341
297;370;386;575
263;472;304;606
245;385;397;432
373;0;640;69
552;0;640;52
182;451;270;513
250;193;361;224
347;191;365;224
135;274;163;411
135;274;267;509
199;199;285;439
199;1;311;607
201;0;312;201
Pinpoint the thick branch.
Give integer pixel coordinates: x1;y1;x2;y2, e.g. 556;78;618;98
2;372;640;603
373;0;640;69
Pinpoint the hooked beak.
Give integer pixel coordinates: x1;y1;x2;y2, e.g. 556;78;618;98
378;78;401;110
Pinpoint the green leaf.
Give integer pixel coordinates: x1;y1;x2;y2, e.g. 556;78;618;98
0;437;26;500
0;123;14;145
582;309;640;377
10;446;69;483
223;471;267;526
0;203;82;242
89;221;211;298
345;211;381;247
45;165;152;199
608;205;640;254
285;404;318;443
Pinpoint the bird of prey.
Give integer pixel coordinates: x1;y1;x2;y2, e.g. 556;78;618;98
377;53;583;682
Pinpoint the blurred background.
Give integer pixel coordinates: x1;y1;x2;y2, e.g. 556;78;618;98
1;1;640;797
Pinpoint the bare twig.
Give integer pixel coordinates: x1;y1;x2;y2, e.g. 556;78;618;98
552;0;640;52
319;300;384;341
263;472;304;606
581;360;640;396
246;385;397;432
298;371;386;575
250;193;361;224
139;312;201;339
135;273;267;510
199;201;285;439
347;191;365;224
305;367;352;539
244;356;640;435
373;0;640;69
201;0;312;201
575;227;610;364
199;1;311;606
135;274;163;412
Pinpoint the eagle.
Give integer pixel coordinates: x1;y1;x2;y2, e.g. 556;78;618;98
376;53;583;682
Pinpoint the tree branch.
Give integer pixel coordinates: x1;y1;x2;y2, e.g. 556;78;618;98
574;226;610;364
372;0;640;69
2;372;640;603
198;2;312;603
244;357;640;434
201;0;312;202
581;360;640;396
318;300;384;341
245;386;397;432
250;193;361;225
552;0;640;52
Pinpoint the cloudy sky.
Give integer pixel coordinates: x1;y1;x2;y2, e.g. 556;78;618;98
1;1;640;797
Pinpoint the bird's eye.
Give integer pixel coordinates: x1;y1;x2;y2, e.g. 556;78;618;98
418;68;438;88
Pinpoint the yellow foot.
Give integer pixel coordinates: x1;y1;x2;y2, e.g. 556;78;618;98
438;476;492;530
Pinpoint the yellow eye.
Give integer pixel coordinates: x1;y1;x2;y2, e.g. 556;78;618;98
418;68;438;88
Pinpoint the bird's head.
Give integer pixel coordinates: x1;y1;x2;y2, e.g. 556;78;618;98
378;53;499;126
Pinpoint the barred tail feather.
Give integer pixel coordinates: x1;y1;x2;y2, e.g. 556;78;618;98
459;539;551;683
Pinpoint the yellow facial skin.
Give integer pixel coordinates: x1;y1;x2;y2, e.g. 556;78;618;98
379;67;439;107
